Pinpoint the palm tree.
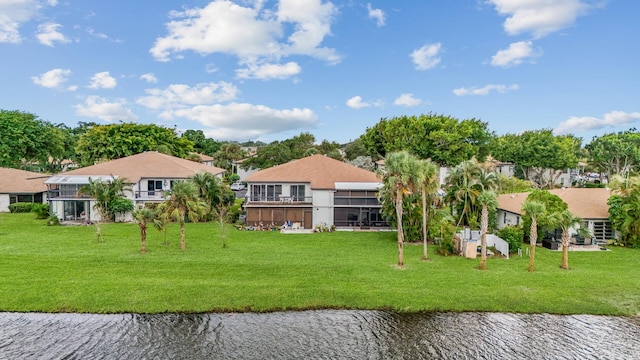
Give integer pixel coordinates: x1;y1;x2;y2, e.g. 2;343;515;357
521;200;546;272
191;172;224;219
157;180;208;250
445;159;481;227
549;210;582;270
414;159;438;261
382;151;417;267
133;207;156;253
78;176;130;241
477;190;498;270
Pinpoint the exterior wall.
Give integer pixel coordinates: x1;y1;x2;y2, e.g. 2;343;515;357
0;194;9;212
497;210;521;229
312;190;333;227
237;167;259;182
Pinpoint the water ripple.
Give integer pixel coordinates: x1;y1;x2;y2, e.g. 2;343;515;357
0;311;638;359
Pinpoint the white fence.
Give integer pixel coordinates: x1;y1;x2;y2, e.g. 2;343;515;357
459;230;510;259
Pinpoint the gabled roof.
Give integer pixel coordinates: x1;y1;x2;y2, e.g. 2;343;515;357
244;154;380;189
498;188;612;220
58;151;225;183
0;168;49;193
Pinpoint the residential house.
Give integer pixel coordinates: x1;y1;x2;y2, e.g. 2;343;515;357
244;154;386;230
497;188;613;243
0;168;49;212
46;151;225;222
232;157;259;182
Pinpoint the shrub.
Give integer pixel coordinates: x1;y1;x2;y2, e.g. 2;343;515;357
9;202;35;213
31;203;50;219
496;225;524;252
46;215;60;226
436;237;456;256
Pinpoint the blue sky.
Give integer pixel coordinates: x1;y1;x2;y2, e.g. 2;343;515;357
1;0;638;144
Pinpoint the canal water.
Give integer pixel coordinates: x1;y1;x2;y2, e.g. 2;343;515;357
1;311;638;359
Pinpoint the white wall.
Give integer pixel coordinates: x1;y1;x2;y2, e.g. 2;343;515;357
0;194;9;212
497;210;521;229
312;190;333;226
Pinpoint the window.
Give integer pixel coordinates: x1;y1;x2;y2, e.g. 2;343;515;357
250;184;282;201
148;180;163;196
290;185;305;201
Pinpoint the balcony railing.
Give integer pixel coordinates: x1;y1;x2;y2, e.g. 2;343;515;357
135;190;167;200
246;195;313;204
47;190;91;199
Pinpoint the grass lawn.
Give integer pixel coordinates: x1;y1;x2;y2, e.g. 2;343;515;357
0;213;638;315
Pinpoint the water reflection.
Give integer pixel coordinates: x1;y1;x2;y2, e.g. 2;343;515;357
1;311;638;359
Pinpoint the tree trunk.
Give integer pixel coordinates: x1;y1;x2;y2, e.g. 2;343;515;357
479;205;488;270
528;219;537;272
421;188;429;261
395;187;404;267
561;230;570;269
140;224;147;253
180;222;186;250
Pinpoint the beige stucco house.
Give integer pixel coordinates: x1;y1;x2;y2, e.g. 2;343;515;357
0;168;49;212
46;151;225;222
244;154;386;230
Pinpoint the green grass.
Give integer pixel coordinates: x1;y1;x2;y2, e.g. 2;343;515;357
1;213;639;315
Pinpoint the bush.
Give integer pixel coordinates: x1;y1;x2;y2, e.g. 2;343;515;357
46;215;60;226
496;225;524;252
436;237;456;256
9;202;35;213
31;203;50;219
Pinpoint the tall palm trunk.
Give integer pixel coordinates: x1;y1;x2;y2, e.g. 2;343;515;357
395;186;404;267
561;229;570;269
140;224;147;253
479;205;488;270
528;218;537;272
421;188;429;261
180;221;186;250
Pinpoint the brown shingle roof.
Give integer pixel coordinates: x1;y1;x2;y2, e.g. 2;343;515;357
498;188;612;220
61;151;225;183
0;168;49;193
244;154;380;189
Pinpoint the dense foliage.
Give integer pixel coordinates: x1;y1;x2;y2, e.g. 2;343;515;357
585;129;640;177
360;113;493;166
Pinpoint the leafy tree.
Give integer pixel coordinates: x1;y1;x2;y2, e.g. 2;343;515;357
360;113;493;166
522;190;568;236
76;123;193;166
343;138;369;160
608;175;640;247
133;207;156;253
496;174;534;194
242;132;317;170
521;200;546;272
381;151;418;267
548;210;582;270
182;129;221;156
212;143;245;171
157;180;208;250
347;156;375;171
0;110;64;169
586;129;640;177
477;190;498;270
108;197;134;222
492;130;582;189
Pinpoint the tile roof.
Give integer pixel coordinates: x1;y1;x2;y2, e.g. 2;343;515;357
244;154;380;189
498;188;612;220
0;168;49;193
60;151;225;183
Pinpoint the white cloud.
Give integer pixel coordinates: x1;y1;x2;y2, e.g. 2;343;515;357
88;71;117;89
140;73;158;83
346;95;382;109
453;84;519;96
0;0;59;43
367;3;385;27
36;22;69;46
490;41;540;67
31;68;71;89
236;61;301;80
394;93;422;107
136;82;239;110
410;43;442;70
487;0;592;39
170;102;317;141
554;111;640;135
150;0;340;68
74;96;137;122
